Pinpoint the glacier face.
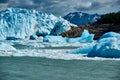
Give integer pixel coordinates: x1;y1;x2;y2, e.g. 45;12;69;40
0;8;73;40
0;8;37;40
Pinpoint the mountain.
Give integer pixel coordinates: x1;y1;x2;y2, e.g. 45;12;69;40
62;12;120;40
63;12;100;26
96;12;120;25
0;8;75;40
61;23;120;40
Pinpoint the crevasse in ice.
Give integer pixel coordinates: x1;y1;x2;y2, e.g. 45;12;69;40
0;8;74;40
88;32;120;58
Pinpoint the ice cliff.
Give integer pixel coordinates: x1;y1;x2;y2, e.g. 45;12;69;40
0;8;74;40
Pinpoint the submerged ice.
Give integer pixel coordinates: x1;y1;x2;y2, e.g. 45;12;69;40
0;8;74;40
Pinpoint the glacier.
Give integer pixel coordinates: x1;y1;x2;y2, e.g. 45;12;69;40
88;32;120;58
0;8;74;40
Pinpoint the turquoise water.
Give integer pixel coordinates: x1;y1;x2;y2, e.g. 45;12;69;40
0;57;120;80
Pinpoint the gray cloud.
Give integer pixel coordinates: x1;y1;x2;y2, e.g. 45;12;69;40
0;0;120;16
0;0;9;3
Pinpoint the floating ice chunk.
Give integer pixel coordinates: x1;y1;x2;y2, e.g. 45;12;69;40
43;30;94;43
43;36;66;43
98;32;120;40
68;30;94;42
79;34;94;42
88;32;120;58
0;42;16;50
69;42;95;54
67;37;81;43
80;29;90;38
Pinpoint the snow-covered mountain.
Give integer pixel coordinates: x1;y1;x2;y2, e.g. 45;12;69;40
63;12;100;26
0;8;75;40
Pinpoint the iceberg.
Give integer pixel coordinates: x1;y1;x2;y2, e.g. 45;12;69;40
43;30;94;43
98;32;120;40
43;36;66;43
68;42;95;54
67;30;94;43
88;32;120;58
0;8;74;40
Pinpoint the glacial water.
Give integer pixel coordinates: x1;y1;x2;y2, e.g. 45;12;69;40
0;41;120;80
0;57;120;80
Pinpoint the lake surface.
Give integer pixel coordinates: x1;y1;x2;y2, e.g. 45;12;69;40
0;57;120;80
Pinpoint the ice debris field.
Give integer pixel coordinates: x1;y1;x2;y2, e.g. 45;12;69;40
0;8;120;59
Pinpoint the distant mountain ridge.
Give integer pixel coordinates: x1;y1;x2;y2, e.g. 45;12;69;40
61;12;120;39
63;12;100;26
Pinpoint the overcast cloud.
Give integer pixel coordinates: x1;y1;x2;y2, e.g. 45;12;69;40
0;0;120;16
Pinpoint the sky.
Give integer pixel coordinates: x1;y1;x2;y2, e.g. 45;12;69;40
0;0;120;16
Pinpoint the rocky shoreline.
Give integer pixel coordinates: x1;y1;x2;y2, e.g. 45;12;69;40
61;24;120;40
